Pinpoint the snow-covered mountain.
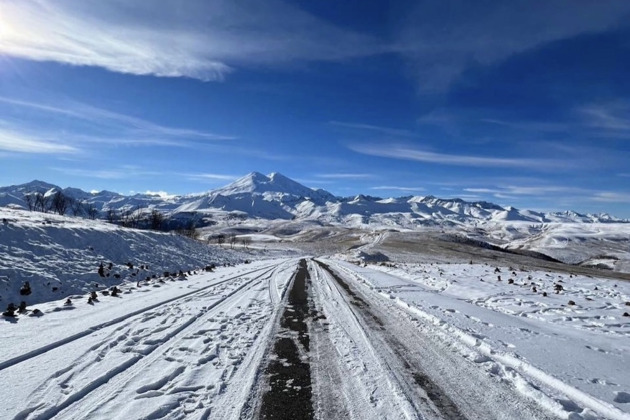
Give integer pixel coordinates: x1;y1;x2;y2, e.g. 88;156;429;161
0;172;625;226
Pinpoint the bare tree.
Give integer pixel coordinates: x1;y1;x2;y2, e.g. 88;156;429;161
24;193;34;211
86;204;99;220
106;208;118;224
216;234;226;247
34;192;51;213
128;205;145;228
120;208;132;227
241;236;252;249
149;209;164;230
175;218;198;239
51;191;70;215
228;234;237;249
186;218;198;239
70;198;84;217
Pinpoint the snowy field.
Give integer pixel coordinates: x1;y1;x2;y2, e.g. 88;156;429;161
1;208;630;419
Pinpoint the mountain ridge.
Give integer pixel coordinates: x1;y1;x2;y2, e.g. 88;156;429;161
0;172;627;225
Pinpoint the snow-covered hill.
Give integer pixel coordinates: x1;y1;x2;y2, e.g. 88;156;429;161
0;208;256;307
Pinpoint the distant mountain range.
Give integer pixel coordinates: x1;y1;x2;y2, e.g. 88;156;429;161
0;172;627;228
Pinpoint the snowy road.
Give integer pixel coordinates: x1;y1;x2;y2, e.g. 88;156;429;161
309;260;557;420
2;257;629;419
1;259;297;420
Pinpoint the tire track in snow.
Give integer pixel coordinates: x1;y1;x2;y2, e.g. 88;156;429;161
317;260;466;420
0;262;280;374
322;259;560;420
13;263;288;420
312;261;428;420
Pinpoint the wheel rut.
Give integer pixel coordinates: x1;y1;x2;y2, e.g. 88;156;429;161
316;260;467;420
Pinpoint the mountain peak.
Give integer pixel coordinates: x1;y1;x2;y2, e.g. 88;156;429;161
20;180;60;191
214;172;311;196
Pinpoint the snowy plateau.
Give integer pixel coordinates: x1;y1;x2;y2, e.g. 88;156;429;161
1;172;629;420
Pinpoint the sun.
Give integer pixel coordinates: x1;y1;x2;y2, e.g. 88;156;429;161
0;8;17;42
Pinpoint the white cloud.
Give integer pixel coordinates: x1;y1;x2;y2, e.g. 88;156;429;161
579;103;630;135
0;0;385;81
0;129;78;154
329;121;415;138
350;143;566;169
142;190;177;199
371;186;425;192
185;173;236;182
464;185;587;196
50;166;162;179
591;192;630;203
316;173;373;180
0;96;235;143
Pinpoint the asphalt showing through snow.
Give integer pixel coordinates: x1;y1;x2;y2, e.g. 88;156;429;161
259;259;314;419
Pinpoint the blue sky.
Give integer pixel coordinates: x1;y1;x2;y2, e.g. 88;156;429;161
1;0;629;216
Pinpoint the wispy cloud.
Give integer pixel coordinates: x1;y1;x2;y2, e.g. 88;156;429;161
396;1;630;91
329;121;415;138
464;185;587;196
478;118;569;133
591;192;630;203
579;102;630;137
50;166;162;179
371;186;425;192
315;173;374;180
0;96;235;143
350;143;567;169
184;173;237;182
0;128;78;154
293;178;336;186
0;0;386;81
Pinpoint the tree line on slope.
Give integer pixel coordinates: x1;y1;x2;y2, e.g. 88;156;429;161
22;190;206;239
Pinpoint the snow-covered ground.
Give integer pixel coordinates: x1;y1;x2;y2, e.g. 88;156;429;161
1;259;298;419
323;259;630;419
468;221;630;272
2;205;630;419
2;254;630;419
